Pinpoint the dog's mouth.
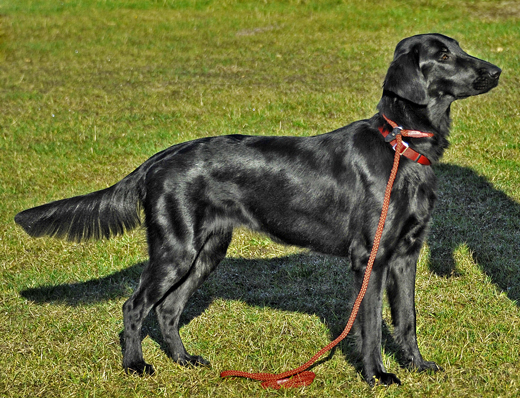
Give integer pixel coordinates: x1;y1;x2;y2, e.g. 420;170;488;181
472;68;501;93
473;77;499;92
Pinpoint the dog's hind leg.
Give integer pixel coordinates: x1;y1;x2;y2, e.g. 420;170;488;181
121;223;203;375
121;258;192;374
154;230;232;367
122;284;158;375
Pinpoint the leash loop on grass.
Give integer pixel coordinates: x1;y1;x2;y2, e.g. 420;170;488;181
221;127;413;389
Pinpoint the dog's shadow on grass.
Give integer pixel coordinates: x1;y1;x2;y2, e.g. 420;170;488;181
20;163;520;372
428;164;520;299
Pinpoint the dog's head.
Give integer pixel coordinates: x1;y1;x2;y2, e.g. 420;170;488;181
382;33;501;105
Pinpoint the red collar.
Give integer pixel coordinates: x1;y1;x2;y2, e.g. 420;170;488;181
378;115;433;166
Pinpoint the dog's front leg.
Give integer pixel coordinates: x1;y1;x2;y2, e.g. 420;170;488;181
351;251;401;387
386;253;441;373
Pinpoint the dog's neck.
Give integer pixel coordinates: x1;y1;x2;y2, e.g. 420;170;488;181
376;93;452;163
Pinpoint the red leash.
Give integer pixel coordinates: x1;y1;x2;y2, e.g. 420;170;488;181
220;116;432;389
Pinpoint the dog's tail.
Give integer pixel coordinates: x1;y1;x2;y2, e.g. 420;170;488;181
14;169;144;242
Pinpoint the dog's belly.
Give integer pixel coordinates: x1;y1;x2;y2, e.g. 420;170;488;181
196;172;362;256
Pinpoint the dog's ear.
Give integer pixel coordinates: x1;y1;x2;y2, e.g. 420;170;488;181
383;47;429;105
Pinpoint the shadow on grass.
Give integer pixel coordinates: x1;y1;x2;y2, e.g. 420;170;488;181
428;164;520;300
20;163;520;371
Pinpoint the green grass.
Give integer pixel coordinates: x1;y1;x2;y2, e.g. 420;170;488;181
1;0;519;396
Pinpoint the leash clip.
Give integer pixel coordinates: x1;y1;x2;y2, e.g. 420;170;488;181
385;126;402;142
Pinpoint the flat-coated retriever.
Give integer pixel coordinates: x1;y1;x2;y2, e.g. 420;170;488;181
15;33;501;386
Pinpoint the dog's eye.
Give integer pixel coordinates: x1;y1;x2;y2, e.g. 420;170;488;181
440;53;450;61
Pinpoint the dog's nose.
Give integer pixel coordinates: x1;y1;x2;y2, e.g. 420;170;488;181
489;67;501;79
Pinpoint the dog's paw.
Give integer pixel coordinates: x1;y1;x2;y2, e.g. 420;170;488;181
403;356;443;373
367;372;401;387
124;361;155;376
175;354;211;367
414;360;443;373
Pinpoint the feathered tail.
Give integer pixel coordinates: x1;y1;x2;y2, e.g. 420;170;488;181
14;169;144;242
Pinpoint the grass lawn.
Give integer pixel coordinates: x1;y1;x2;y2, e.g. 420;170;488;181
1;0;519;396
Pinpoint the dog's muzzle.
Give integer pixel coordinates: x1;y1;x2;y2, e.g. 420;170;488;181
473;67;501;92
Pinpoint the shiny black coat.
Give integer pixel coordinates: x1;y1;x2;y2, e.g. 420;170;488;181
15;33;500;386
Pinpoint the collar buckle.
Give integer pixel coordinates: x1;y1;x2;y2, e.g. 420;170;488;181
379;114;432;166
392;140;408;152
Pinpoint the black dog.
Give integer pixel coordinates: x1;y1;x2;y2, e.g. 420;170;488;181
15;34;500;386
